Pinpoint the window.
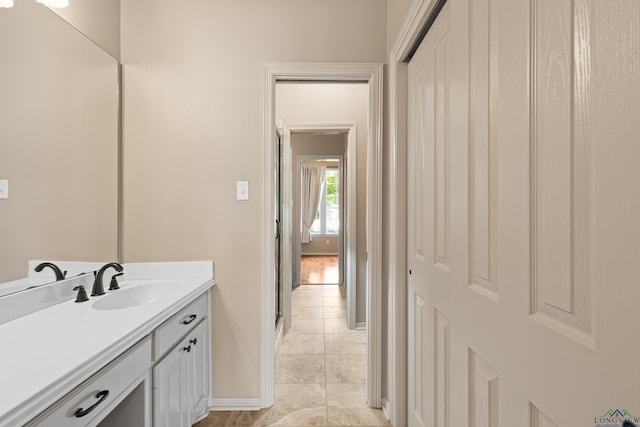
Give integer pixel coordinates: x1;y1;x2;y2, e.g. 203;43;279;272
310;168;339;235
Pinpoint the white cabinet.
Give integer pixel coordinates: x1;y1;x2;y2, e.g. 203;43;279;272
26;337;152;427
20;287;212;427
153;314;210;427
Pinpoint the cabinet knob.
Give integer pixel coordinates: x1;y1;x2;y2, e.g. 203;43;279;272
190;338;198;346
183;345;192;353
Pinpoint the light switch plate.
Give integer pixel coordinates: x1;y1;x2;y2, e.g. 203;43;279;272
0;180;7;199
236;181;249;201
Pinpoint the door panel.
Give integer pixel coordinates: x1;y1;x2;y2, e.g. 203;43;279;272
434;310;450;427
531;0;593;337
154;346;188;427
468;0;499;299
407;3;452;426
407;0;640;426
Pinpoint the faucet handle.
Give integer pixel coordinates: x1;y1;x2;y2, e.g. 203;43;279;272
108;273;123;291
73;286;89;303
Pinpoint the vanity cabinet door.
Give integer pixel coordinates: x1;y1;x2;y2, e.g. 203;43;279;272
188;319;210;422
154;318;211;427
153;343;189;427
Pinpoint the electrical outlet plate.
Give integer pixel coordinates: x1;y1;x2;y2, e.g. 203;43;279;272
0;180;7;199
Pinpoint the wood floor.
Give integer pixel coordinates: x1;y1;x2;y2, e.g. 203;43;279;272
300;255;339;285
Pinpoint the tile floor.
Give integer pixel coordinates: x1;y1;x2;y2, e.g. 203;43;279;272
194;284;390;427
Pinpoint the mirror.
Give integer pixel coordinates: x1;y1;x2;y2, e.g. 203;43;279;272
0;0;119;287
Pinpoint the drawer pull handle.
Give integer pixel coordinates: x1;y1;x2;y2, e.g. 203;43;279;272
190;338;198;346
183;345;192;353
182;314;197;325
74;390;109;418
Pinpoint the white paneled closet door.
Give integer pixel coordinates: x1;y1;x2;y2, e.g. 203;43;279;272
407;3;453;426
406;1;640;426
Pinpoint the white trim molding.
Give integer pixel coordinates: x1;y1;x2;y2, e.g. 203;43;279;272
287;124;357;330
210;397;263;411
381;398;392;421
387;0;441;425
365;62;384;410
261;62;383;409
300;252;340;256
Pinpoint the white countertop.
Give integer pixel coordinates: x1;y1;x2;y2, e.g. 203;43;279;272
0;277;50;298
0;261;215;427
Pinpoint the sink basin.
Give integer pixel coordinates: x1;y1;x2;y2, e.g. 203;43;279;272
92;283;179;310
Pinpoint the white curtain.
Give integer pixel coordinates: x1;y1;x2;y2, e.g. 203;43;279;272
300;165;327;244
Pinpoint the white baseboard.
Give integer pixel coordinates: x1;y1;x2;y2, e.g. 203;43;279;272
382;398;391;421
356;322;366;330
275;317;285;355
210;397;263;411
301;252;339;256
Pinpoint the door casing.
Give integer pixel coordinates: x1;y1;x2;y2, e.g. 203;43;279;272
261;63;383;408
294;155;345;288
284;124;357;331
387;1;444;424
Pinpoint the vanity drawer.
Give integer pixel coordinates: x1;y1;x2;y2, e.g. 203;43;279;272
27;337;151;427
154;292;208;360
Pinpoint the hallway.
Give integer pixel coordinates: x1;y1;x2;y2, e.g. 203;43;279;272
195;284;389;426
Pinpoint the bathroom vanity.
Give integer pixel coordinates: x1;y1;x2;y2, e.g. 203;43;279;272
0;261;215;427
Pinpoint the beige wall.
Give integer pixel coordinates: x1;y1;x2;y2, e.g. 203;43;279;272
47;0;121;59
121;0;386;399
301;237;339;255
0;0;119;283
387;0;415;52
277;83;369;324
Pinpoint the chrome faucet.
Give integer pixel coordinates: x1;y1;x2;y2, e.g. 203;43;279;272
34;262;67;281
92;263;123;296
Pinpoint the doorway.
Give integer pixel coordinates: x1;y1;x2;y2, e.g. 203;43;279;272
261;63;383;409
296;156;344;287
283;124;357;332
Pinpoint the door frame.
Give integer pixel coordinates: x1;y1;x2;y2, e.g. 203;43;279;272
294;154;345;287
285;124;357;330
275;128;283;327
387;0;444;425
261;63;383;408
